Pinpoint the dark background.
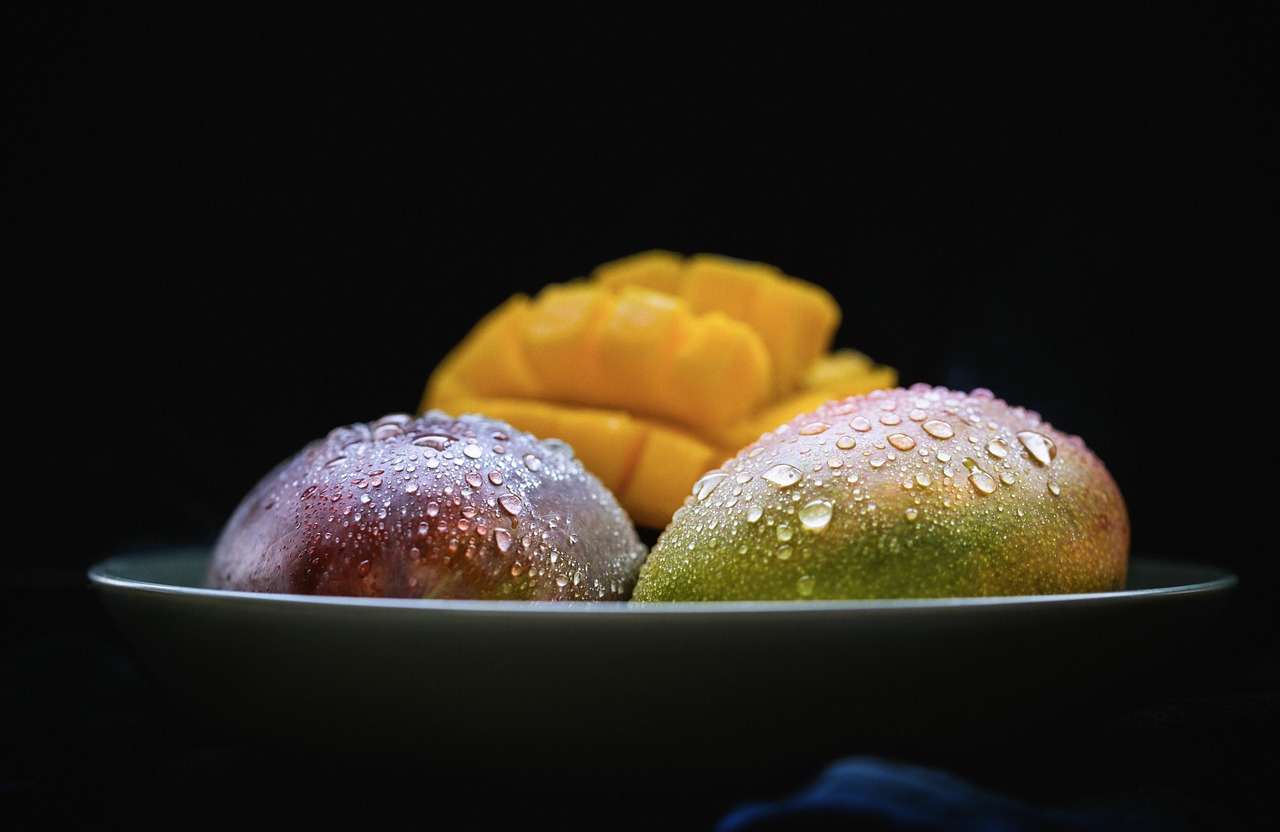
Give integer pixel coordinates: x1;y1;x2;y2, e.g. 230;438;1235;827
8;8;1275;829
20;9;1268;588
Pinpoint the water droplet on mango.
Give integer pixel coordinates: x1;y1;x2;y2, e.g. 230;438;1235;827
887;433;916;451
798;500;834;531
763;463;803;487
968;468;997;494
693;472;730;500
923;420;955;439
1017;431;1057;465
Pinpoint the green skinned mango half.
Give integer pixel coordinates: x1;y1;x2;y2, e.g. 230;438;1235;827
631;384;1130;601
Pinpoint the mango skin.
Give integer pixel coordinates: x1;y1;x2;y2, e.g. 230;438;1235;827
205;411;648;601
631;384;1130;601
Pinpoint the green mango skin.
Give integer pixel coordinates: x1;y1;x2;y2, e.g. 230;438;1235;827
631;384;1130;601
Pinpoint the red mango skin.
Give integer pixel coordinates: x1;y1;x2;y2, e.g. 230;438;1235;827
206;411;648;601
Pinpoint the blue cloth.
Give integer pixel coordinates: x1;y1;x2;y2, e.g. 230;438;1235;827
716;756;1189;832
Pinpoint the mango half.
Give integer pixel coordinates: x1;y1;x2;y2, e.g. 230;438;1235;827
631;384;1130;601
421;250;897;529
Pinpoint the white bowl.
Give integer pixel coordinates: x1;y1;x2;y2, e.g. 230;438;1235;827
89;547;1237;776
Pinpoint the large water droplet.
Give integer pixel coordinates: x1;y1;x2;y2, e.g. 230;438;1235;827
499;494;523;515
463;444;483;459
692;472;729;500
1017;431;1057;465
494;528;513;554
798;421;831;436
523;454;542;472
465;472;483;488
776;525;794;542
965;459;997;494
796;575;816;597
763;463;803;487
887;433;916;451
850;416;873;432
746;505;764;522
776;545;793;560
836;436;856;450
923;420;955;439
798;500;834;531
986;438;1008;459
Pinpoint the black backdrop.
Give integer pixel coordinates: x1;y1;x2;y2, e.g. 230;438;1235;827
16;9;1270;603
8;10;1277;829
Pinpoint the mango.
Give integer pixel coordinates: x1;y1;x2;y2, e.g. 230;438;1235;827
422;251;896;529
631;385;1130;601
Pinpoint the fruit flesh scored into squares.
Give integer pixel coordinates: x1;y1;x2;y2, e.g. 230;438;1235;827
422;250;896;529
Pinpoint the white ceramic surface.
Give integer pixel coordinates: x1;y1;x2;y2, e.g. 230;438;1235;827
89;548;1238;773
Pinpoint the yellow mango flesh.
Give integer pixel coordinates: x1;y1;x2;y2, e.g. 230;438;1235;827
592;251;842;398
421;250;897;529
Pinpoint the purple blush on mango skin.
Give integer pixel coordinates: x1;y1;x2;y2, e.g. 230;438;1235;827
205;411;648;601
